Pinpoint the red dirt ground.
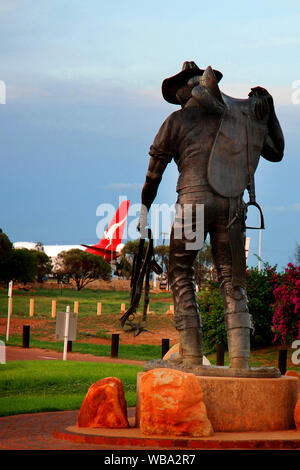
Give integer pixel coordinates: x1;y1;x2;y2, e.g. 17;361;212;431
0;314;180;346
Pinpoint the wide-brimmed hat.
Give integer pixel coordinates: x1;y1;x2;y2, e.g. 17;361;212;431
162;61;223;104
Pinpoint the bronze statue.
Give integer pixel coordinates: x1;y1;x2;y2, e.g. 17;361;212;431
138;61;284;376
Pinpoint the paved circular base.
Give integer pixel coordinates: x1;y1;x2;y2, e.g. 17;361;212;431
53;417;300;450
197;375;299;432
144;359;281;377
136;372;299;432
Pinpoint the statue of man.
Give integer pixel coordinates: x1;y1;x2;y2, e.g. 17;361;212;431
139;61;284;370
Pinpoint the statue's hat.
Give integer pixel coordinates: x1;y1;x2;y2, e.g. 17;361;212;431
162;61;223;105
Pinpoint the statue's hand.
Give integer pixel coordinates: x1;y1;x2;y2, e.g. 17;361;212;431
249;86;274;120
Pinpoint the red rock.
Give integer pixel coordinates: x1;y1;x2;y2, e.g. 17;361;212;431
77;377;129;428
286;371;300;431
295;397;300;431
139;368;213;437
286;370;300;381
163;343;211;365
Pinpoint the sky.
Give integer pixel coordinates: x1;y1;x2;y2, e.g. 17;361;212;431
1;0;300;270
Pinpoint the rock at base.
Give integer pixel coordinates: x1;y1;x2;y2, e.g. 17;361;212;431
139;368;213;437
77;377;129;428
286;370;300;431
163;343;211;365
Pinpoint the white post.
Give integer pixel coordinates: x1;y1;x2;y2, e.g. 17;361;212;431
6;281;13;342
63;305;70;361
0;340;5;364
153;207;158;289
258;230;262;273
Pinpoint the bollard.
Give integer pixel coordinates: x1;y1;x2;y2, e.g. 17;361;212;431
216;343;225;366
278;348;287;375
166;304;174;315
74;301;79;314
97;302;102;315
161;338;170;358
111;334;119;358
51;300;56;318
22;325;30;348
29;298;34;317
121;303;126;313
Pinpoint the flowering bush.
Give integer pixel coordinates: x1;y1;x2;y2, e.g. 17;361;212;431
199;264;280;350
271;263;300;347
246;264;278;345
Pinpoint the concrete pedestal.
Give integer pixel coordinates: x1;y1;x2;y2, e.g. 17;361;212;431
136;372;299;432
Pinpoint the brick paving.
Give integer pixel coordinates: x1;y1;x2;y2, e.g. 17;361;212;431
0;409;157;450
1;408;300;451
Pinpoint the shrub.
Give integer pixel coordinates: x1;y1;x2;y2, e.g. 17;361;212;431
198;281;227;351
271;263;300;347
246;264;278;346
199;264;279;350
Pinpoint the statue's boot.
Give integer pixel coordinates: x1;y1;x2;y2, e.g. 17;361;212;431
179;327;203;367
167;327;203;368
221;283;252;370
226;313;251;369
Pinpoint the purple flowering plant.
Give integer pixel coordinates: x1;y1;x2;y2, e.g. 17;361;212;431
271;263;300;347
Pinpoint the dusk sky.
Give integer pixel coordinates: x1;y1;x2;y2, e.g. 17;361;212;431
1;0;300;270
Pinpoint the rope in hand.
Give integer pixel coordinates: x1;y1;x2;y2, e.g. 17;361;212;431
119;228;163;336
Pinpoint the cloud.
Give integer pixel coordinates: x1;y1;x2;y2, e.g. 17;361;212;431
221;82;297;106
0;0;23;13
104;182;143;191
267;203;300;212
253;37;300;48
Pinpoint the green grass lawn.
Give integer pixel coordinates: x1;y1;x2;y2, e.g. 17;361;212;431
0;360;142;417
1;334;162;362
0;287;172;318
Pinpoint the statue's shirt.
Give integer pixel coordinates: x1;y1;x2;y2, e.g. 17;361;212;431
149;103;221;193
149;93;270;198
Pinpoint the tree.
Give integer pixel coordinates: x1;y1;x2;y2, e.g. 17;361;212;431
115;257;132;279
121;239;148;259
154;244;169;274
10;248;37;283
246;264;279;346
193;242;216;288
32;249;52;282
55;249;112;291
119;239;150;279
295;243;300;264
271;263;300;347
0;229;13;283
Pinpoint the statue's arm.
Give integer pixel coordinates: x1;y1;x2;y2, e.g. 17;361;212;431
138;115;177;231
141;156;169;211
141;115;176;212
